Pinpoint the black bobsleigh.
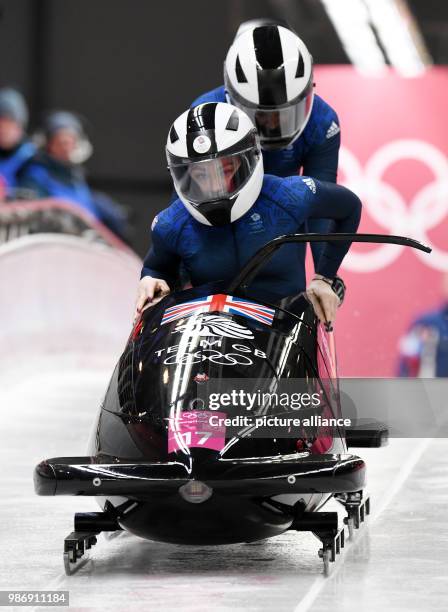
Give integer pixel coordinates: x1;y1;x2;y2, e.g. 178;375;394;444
34;233;431;575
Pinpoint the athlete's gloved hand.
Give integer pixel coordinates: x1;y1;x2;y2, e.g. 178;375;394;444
134;276;171;322
306;275;341;332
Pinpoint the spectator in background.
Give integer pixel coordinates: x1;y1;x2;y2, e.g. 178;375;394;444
18;111;130;241
0;88;35;199
398;273;448;377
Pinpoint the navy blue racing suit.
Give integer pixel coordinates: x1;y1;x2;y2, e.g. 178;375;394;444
192;85;341;264
142;175;361;304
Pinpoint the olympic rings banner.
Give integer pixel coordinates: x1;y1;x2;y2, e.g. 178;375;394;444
314;67;448;376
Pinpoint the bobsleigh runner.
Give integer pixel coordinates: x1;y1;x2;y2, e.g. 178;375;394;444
34;233;430;575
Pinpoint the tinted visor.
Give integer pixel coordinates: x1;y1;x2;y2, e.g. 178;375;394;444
224;86;313;151
168;148;259;205
244;92;313;149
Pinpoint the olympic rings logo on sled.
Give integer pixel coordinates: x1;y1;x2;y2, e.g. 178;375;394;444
163;350;255;366
339;139;448;272
155;342;267;366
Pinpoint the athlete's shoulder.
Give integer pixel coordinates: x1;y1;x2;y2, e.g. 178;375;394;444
311;94;339;125
191;85;227;107
259;174;314;211
151;199;191;245
302;94;340;146
259;174;286;201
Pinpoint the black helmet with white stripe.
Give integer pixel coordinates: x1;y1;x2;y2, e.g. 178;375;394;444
166;102;263;226
224;21;314;150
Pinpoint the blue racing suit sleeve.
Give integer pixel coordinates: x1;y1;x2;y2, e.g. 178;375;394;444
302;128;340;183
303;124;341;265
141;221;181;286
302;105;341;266
282;177;361;279
309;181;361;278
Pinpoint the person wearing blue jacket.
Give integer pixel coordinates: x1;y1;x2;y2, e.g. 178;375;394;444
18;111;129;241
191;20;341;268
0;88;35;198
135;102;361;329
398;274;448;377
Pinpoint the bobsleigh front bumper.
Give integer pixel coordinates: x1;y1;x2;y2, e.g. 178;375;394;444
34;453;365;497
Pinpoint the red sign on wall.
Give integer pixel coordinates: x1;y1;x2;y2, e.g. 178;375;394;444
314;67;448;376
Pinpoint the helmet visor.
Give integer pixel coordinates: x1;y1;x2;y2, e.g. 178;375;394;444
239;92;313;149
169;148;259;205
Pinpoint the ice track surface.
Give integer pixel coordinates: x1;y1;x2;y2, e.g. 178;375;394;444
0;236;447;612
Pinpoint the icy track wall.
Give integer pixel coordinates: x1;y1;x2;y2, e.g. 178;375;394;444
0;234;142;368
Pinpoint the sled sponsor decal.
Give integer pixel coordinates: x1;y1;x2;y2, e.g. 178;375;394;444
154;339;267;366
168;410;226;453
173;314;254;339
161;294;275;326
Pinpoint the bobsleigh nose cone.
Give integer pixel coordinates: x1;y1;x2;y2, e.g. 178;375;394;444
34;460;57;495
178;480;213;504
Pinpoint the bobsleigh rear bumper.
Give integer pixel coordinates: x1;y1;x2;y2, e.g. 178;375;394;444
34;453;365;497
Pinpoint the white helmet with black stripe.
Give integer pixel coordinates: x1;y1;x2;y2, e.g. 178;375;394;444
166;102;264;226
224;20;314;150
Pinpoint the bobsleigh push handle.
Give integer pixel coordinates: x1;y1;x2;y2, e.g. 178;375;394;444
228;233;431;293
